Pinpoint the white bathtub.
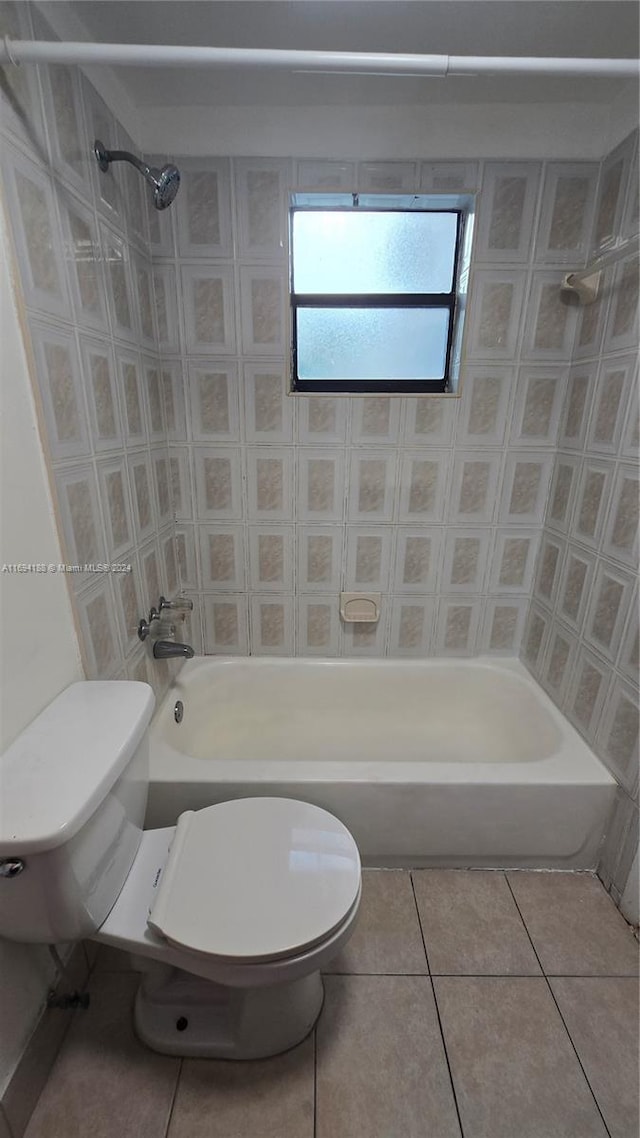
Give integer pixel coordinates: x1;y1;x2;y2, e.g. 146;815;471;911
147;656;616;869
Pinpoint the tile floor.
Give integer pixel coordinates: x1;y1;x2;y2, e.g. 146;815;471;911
19;870;639;1138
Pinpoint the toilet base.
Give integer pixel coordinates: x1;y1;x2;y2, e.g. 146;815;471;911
133;964;324;1059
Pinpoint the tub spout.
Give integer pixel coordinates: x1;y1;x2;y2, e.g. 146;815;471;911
152;639;195;660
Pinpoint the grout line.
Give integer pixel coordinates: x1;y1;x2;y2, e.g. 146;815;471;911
409;872;466;1138
324;970;638;978
164;1056;184;1138
504;875;613;1138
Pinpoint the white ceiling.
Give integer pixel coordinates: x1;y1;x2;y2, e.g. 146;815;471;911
48;1;639;108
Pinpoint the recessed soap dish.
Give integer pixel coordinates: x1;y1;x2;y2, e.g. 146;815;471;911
340;592;381;623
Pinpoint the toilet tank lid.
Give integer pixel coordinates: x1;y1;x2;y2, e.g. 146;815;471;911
0;682;155;855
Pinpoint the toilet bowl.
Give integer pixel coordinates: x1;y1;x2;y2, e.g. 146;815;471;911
0;681;362;1059
95;797;361;1057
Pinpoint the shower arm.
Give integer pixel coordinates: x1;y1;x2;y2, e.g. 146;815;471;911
94;143;158;185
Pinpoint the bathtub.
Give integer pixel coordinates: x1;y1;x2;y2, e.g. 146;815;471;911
147;656;616;869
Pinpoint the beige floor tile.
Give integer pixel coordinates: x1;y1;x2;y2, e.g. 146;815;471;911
167;1034;314;1138
325;870;428;975
316;975;460;1138
507;871;639;975
412;869;541;975
550;977;640;1138
435;977;608;1138
23;974;180;1138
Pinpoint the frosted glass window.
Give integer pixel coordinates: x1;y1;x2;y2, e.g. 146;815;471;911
289;199;466;392
293;210;457;295
297;308;449;381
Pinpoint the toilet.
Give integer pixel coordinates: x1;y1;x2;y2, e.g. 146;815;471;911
0;681;361;1059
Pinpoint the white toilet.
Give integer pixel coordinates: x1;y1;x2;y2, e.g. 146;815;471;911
0;681;361;1059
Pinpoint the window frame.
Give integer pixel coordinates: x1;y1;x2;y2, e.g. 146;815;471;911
289;203;465;395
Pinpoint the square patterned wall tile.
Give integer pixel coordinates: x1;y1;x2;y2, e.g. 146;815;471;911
586;355;636;456
153;263;182;354
604;254;640;353
447;452;502;525
435;597;482;656
602;464;639;568
188;362;241;443
474;162;541;264
442;530;491;594
348;451;398;523
455;367;513;446
345;528;393;592
181;263;237;355
3;144;72;320
509;367;566;448
393;528;444;595
248;525;294;592
403;396;457;446
489;530;540;594
239;265;287;355
246;447;294;522
534;162;598;266
243;362;294;444
521;271;579;361
199;524;246;591
297;526;344;593
595;677;639;796
59;190;110;334
298;396;349;445
297;595;342;656
234;157;291;260
465;269;526;360
193;447;243;520
202;594;249;654
539;621;579;704
481;597;529;654
388;598;436;657
499;452;554;526
249;594;295;655
298;450;346;523
559;364;597;450
176;158;233;258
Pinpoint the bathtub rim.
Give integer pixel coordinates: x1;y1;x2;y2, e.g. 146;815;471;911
149;655;615;790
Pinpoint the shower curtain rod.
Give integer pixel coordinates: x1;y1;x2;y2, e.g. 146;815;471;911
0;39;638;77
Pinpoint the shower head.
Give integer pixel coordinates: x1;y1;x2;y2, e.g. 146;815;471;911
94;140;181;210
153;163;181;210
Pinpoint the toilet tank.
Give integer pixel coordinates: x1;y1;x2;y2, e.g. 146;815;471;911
0;681;155;943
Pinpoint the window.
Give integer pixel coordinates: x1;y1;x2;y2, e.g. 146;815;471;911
289;193;472;394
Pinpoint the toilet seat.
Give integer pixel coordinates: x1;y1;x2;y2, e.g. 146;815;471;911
147;798;361;964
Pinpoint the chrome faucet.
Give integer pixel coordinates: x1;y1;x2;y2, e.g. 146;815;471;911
152;639;195;660
158;595;193;615
138;594;195;659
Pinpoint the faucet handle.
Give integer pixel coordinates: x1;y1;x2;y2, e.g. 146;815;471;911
158;594;193;614
137;605;161;642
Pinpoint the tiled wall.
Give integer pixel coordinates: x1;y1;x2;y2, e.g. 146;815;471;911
0;1;183;695
0;4;636;736
521;129;639;902
153;153;606;658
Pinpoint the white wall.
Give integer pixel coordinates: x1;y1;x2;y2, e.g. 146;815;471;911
140;100;620;161
0;202;83;1096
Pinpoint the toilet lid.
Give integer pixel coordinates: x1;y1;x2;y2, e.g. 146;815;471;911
147;798;361;963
